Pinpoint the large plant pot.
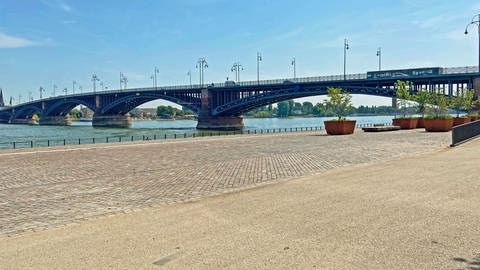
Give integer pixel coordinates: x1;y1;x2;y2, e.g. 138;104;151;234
424;118;454;132
416;117;425;128
394;118;418;129
453;117;470;126
324;120;356;135
392;118;400;126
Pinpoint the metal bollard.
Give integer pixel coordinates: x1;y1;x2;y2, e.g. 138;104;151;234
106;137;109;143
47;140;50;147
184;133;186;138
64;139;66;145
174;134;177;139
13;142;15;149
165;134;167;139
31;141;33;148
79;138;81;145
93;138;95;144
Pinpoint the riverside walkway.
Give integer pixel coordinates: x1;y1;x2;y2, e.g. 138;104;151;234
5;130;480;269
0;130;449;236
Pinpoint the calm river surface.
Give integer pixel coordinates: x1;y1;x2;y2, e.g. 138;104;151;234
0;116;393;149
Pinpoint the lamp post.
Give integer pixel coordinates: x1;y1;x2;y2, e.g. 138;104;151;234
28;92;33;102
39;87;45;100
376;47;382;71
257;52;262;84
72;80;76;94
187;70;192;88
344;38;349;80
154;66;159;89
150;75;155;87
63;88;68;96
465;14;480;72
291;57;296;79
196;58;208;87
231;62;243;82
92;74;99;93
53;84;57;97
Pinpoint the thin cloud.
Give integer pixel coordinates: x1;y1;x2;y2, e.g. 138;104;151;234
41;0;72;12
0;32;38;49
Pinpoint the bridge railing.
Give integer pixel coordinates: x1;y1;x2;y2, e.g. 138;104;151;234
442;66;478;74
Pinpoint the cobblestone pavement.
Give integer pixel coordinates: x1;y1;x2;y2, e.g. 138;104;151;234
0;129;450;236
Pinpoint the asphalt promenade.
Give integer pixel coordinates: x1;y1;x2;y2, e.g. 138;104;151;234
2;129;479;269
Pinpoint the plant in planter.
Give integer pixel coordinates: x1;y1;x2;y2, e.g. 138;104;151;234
423;93;453;132
393;80;418;129
413;90;429;128
461;89;480;121
323;87;356;135
450;90;472;126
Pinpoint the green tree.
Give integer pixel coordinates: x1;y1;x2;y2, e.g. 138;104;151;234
395;80;413;118
413;90;430;117
277;101;290;117
302;101;313;115
324;87;353;120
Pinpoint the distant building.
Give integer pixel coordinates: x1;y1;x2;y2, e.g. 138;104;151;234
130;108;157;118
79;107;94;119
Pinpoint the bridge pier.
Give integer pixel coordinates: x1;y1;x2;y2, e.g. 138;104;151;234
92;114;132;128
39;116;71;126
197;116;244;130
196;88;244;130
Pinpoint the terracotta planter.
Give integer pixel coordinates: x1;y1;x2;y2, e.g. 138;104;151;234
470;116;480;122
392;118;400;126
416;117;425;128
453;117;470;126
394;118;418;129
324;120;356;135
423;118;454;132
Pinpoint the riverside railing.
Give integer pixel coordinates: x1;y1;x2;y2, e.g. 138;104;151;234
451;120;480;146
0;123;390;150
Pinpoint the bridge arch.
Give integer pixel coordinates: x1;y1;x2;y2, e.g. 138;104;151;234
44;98;96;117
212;85;395;116
13;105;43;119
99;93;200;115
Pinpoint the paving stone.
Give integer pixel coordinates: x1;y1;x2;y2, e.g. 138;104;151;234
0;130;450;236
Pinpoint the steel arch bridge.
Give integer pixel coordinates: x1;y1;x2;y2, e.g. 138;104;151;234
0;66;478;129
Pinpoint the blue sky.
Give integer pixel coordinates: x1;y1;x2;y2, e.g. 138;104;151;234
0;0;479;107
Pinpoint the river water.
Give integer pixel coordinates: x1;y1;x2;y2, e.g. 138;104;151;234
0;116;393;149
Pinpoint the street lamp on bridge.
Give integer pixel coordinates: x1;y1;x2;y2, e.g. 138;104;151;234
53;84;57;97
150;75;155;87
196;58;208;87
39;87;45;100
376;47;382;71
231;62;243;82
154;66;159;89
257;52;262;85
92;74;100;93
291;57;296;79
73;80;76;95
344;38;349;80
465;14;480;72
187;70;192;88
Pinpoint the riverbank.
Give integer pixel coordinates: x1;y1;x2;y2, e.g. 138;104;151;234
1;131;478;269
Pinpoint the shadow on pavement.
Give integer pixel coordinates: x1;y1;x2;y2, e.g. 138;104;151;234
453;255;480;270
